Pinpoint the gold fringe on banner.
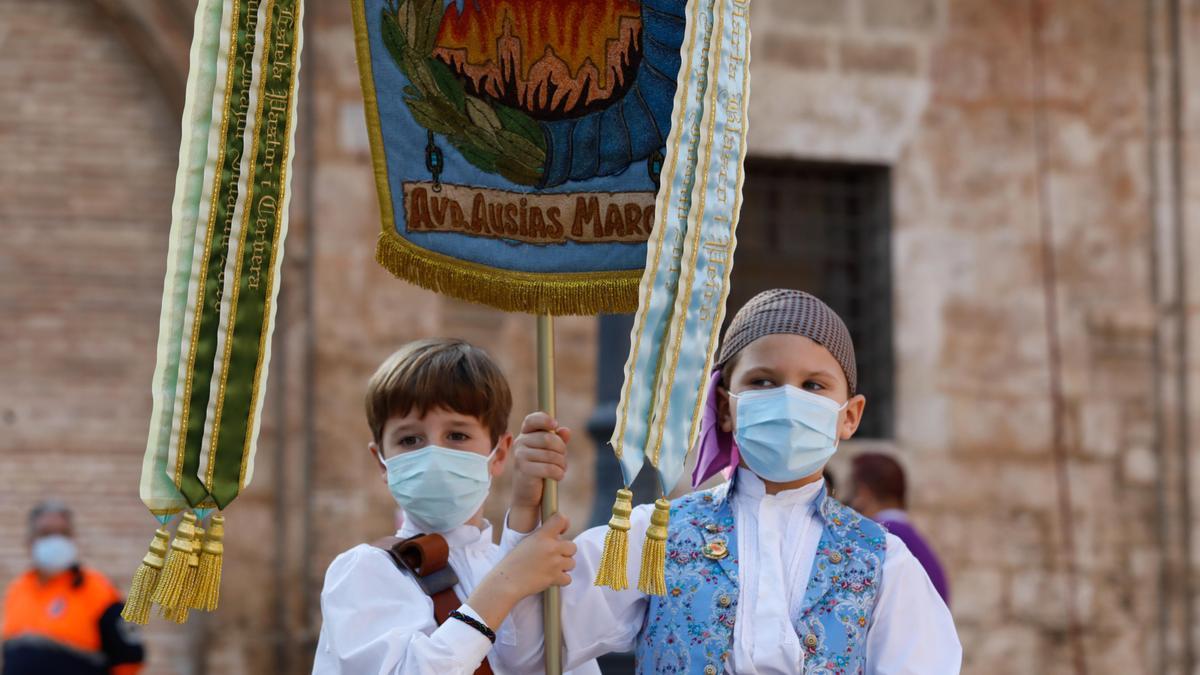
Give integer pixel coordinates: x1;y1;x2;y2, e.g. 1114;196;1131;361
637;498;670;596
376;231;641;316
594;489;633;591
121;528;171;625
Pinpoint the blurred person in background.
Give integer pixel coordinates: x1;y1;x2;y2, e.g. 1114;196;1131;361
849;453;951;605
1;500;144;675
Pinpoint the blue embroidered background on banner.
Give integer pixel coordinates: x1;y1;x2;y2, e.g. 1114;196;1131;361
354;0;689;313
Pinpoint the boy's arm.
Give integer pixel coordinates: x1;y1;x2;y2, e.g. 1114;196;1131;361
313;547;495;675
493;411;653;673
314;520;575;675
494;507;656;674
865;534;963;674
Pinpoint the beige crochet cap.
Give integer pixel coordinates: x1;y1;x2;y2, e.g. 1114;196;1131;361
716;289;858;393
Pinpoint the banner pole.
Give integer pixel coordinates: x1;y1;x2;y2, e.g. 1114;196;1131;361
537;314;562;675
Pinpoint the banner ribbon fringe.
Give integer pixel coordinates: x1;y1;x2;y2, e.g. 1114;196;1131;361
376;231;641;315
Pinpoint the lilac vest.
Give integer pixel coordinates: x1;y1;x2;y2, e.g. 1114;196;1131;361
634;484;887;674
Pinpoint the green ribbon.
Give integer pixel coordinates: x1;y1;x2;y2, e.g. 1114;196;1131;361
207;0;304;509
140;0;226;520
172;0;264;508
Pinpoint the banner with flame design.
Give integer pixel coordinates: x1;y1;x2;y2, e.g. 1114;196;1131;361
352;0;690;314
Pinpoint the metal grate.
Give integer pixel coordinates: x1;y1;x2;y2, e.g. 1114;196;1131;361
729;158;894;439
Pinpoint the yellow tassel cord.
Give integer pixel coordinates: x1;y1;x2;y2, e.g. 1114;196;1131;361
182;526;204;610
637;498;671;596
120;528;171;625
151;512;198;611
192;515;225;611
594;489;633;590
161;603;189;624
164;528;203;622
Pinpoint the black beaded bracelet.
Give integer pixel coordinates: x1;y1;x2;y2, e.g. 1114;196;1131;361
449;610;496;644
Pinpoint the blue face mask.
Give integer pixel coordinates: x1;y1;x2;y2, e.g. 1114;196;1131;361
382;446;493;533
733;385;848;483
31;535;77;575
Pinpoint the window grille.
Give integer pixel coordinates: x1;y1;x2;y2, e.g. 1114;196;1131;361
730;158;894;439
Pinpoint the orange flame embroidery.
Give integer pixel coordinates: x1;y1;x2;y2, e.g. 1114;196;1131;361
434;0;643;118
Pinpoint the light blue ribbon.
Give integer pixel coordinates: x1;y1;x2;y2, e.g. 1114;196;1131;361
612;0;751;495
647;0;751;493
611;0;717;487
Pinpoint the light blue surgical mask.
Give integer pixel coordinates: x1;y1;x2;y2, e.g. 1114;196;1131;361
732;385;848;483
31;535;77;575
381;445;493;533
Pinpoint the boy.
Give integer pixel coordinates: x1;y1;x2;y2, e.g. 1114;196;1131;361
506;290;961;673
313;338;596;675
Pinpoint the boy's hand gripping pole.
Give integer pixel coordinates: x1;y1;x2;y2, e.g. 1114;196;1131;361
537;315;563;675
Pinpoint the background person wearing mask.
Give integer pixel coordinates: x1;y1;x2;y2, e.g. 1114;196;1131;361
1;500;144;675
849;453;952;605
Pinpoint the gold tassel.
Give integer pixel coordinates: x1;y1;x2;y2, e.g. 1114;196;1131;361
121;528;170;625
192;515;225;611
161;604;189;624
182;526;204;610
151;512;198;611
637;498;671;596
594;489;633;590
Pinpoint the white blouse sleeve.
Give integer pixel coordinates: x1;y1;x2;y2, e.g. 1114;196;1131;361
311;545;494;675
865;534;963;674
494;505;656;674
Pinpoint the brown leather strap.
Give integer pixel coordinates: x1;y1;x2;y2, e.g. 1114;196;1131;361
371;534;494;675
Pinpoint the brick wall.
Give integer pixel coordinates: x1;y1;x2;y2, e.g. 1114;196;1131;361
0;2;191;672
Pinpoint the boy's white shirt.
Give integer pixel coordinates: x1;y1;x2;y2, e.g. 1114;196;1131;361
497;469;963;675
312;519;600;675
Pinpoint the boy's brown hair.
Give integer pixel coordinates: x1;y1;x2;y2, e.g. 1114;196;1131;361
365;338;513;444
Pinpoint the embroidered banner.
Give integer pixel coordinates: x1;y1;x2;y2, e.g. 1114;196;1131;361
402;183;658;244
351;0;690;314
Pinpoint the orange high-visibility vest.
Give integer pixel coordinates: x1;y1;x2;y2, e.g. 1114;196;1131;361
1;567;142;675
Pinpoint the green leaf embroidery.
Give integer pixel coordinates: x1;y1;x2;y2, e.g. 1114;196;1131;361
465;97;503;134
427;58;466;113
494;104;545;150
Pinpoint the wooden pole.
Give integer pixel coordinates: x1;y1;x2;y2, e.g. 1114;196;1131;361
537;314;562;675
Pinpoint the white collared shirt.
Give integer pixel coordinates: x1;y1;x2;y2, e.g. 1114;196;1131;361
312;520;600;675
498;471;962;674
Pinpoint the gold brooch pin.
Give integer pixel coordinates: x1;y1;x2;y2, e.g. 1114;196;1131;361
702;540;728;560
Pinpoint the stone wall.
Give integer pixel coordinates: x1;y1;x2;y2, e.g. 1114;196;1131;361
1;0;1198;673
